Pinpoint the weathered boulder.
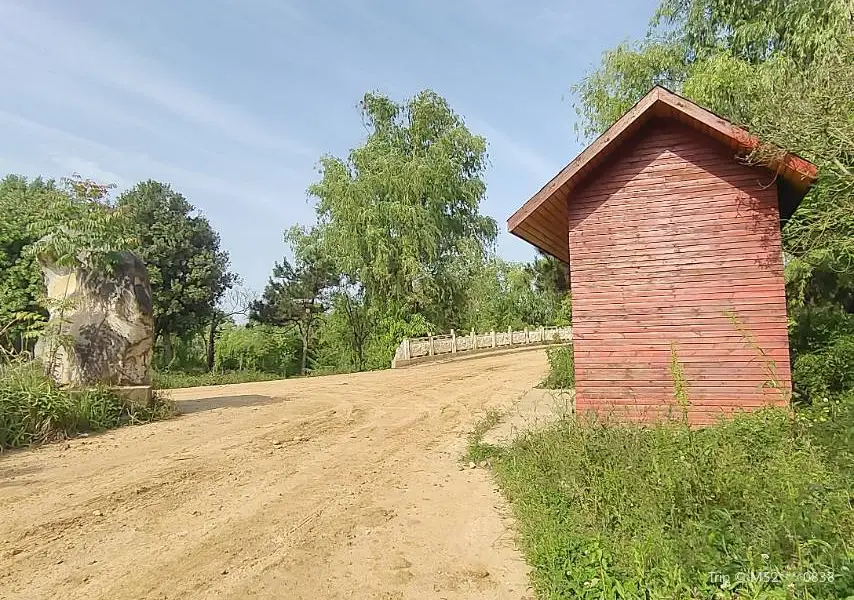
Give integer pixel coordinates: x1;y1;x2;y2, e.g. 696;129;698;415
35;251;154;387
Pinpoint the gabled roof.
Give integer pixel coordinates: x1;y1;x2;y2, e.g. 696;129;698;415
507;86;818;263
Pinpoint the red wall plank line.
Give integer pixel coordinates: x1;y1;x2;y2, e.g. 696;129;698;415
567;120;791;425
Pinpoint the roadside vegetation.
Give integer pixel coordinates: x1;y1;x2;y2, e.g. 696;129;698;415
1;359;175;450
469;402;854;599
539;344;574;390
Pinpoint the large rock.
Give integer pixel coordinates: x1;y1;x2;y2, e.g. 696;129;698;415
35;251;154;387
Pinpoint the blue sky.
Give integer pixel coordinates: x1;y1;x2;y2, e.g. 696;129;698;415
0;0;657;293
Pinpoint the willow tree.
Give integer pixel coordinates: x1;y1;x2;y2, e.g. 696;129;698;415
573;0;853;138
308;90;497;345
573;0;854;372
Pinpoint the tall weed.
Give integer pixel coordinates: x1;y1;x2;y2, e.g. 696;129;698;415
488;409;854;599
1;361;175;450
541;344;575;389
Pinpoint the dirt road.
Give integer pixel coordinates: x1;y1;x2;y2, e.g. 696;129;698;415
0;350;548;600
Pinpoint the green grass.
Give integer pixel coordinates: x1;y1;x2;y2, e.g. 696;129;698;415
540;344;575;389
1;361;176;450
152;369;284;389
463;409;503;464
469;406;854;599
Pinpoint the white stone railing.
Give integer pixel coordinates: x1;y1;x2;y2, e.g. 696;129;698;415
391;325;572;368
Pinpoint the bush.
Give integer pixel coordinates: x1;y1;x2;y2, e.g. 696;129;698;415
214;325;297;375
152;369;282;389
793;334;854;402
789;304;854;358
540;344;575;389
484;409;854;599
797;390;854;479
1;361;175;449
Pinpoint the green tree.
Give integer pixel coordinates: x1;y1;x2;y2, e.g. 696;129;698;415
314;286;373;373
116;180;235;364
573;0;853;138
309;90;498;334
213;324;298;375
526;251;570;296
251;227;339;375
462;257;569;332
204;285;255;372
0;174;132;352
0;176;59;349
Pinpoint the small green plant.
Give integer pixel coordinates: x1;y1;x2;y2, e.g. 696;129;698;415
0;359;175;450
726;310;788;399
463;409;503;464
540;344;575;389
669;342;690;423
489;408;854;599
793;334;854;403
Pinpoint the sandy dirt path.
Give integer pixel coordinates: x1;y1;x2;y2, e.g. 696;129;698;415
0;350;548;600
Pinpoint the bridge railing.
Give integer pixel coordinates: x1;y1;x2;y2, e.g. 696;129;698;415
391;325;572;368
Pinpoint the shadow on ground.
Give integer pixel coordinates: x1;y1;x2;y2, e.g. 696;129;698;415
177;394;284;415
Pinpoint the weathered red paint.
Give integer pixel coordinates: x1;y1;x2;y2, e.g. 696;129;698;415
567;119;791;424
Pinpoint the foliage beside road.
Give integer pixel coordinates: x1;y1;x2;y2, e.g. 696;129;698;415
472;401;854;599
1;360;175;450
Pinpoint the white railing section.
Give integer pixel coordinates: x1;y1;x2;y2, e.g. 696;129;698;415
392;326;572;368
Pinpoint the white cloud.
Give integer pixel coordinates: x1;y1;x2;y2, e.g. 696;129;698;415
0;109;298;217
472;118;559;183
0;1;314;157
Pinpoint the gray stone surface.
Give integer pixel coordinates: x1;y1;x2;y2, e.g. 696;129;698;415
35;251;155;387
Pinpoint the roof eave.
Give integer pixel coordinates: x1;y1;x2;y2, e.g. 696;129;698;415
507;86;818;263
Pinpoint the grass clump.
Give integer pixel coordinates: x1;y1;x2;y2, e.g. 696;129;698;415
152;368;283;389
491;408;854;599
1;361;176;450
464;409;503;464
540;344;575;390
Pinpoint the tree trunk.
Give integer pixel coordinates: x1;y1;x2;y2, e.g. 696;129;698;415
300;337;308;376
299;320;311;376
162;332;174;367
206;317;217;372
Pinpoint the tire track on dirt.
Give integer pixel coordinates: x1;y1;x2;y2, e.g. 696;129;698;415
0;350;547;599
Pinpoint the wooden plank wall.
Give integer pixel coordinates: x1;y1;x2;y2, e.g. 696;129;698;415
567;119;791;425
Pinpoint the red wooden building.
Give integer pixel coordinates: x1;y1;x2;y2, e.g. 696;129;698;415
508;87;817;424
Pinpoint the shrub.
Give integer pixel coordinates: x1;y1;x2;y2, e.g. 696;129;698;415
793;334;854;402
540;344;574;389
152;368;282;389
486;409;854;599
0;361;175;449
213;325;297;375
788;304;854;358
797;390;854;479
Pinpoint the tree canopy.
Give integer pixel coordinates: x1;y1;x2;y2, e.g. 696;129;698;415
116;180;235;359
0;174;132;350
309;90;498;333
251;226;339;374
